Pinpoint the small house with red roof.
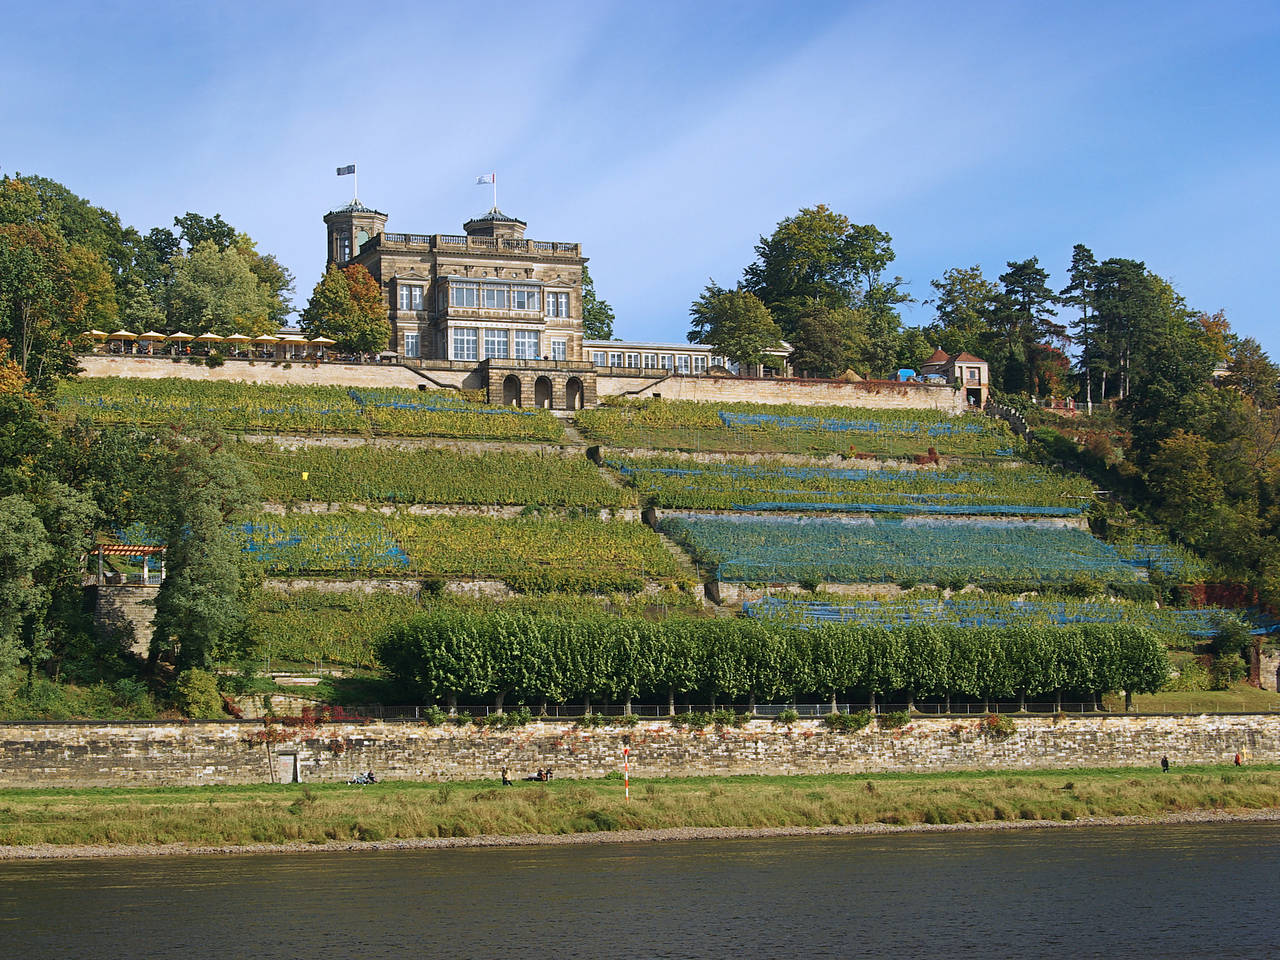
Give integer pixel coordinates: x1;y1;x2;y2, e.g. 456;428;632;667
920;348;989;407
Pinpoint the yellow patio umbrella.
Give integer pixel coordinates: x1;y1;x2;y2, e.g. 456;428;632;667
108;330;138;340
221;332;250;356
251;334;280;343
308;336;336;345
136;330;165;354
194;332;224;343
167;331;195;341
85;329;110;338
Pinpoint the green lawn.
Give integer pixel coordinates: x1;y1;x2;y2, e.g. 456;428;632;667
2;766;1276;849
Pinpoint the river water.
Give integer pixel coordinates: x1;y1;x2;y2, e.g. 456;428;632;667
2;823;1277;959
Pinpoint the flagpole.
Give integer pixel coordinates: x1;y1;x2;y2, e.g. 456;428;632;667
492;172;497;211
354;163;359;202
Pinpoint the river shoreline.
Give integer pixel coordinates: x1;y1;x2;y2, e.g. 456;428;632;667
4;806;1278;862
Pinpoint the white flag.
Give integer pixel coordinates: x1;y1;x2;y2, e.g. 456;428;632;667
475;173;495;184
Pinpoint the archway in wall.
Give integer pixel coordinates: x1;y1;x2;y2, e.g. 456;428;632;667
565;377;584;411
502;375;522;407
534;376;553;409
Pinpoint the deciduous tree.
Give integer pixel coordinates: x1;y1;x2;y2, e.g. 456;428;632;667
150;431;259;671
0;223;86;392
687;284;782;368
300;264;389;356
581;265;615;341
166;240;276;336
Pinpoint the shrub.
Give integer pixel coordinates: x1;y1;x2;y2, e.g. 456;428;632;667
1210;656;1248;690
671;711;713;729
821;709;872;732
174;669;224;719
772;708;800;725
876;710;910;729
711;708;749;728
421;705;448;726
1164;654;1212;692
491;706;534;728
979;713;1016;739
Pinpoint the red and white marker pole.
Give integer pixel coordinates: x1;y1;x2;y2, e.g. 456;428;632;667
623;744;630;801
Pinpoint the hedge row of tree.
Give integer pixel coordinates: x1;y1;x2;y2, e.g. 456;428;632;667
375;610;1169;713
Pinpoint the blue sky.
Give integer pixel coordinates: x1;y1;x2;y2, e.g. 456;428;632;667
3;0;1277;353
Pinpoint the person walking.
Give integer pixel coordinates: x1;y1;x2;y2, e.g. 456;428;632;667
1160;755;1170;773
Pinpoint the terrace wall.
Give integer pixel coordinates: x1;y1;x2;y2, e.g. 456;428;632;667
79;356;426;389
636;375;970;413
82;358;970;413
2;715;1275;787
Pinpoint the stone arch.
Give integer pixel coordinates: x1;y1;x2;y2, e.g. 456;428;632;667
534;376;553;409
502;375;522;407
565;377;584;411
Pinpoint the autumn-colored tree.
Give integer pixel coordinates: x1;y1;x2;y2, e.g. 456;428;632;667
1224;337;1279;409
300;263;389;356
65;243;118;328
0;222;86;392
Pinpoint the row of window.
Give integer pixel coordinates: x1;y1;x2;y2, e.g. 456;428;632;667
447;282;545;312
397;281;573;319
591;351;722;373
450;328;567;362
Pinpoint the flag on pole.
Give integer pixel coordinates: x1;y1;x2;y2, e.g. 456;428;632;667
475;173;495;184
336;164;356;176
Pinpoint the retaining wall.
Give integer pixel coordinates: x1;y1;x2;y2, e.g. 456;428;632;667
79;356;425;389
1;715;1275;787
638;375;969;412
81;358;971;413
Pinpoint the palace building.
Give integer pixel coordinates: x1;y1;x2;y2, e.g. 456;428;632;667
320;197;980;414
324;200;587;365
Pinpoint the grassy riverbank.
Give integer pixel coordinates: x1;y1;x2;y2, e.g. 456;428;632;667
2;766;1279;850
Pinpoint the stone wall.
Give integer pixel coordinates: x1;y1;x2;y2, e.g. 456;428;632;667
82;357;971;414
1261;651;1279;692
625;375;969;412
2;715;1275;787
260;502;640;521
91;586;157;657
79;356;426;389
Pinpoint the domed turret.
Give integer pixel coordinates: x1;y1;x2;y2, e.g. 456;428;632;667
462;207;527;240
323;199;388;266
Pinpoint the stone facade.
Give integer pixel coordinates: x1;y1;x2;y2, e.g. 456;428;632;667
326;200;587;368
483;359;596;411
1;715;1275;787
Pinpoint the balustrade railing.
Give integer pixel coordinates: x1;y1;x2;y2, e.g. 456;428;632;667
376;233;579;256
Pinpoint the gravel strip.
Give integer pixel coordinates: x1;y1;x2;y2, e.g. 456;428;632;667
3;807;1279;862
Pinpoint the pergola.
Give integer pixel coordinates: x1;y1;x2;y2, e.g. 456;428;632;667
92;544;166;586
